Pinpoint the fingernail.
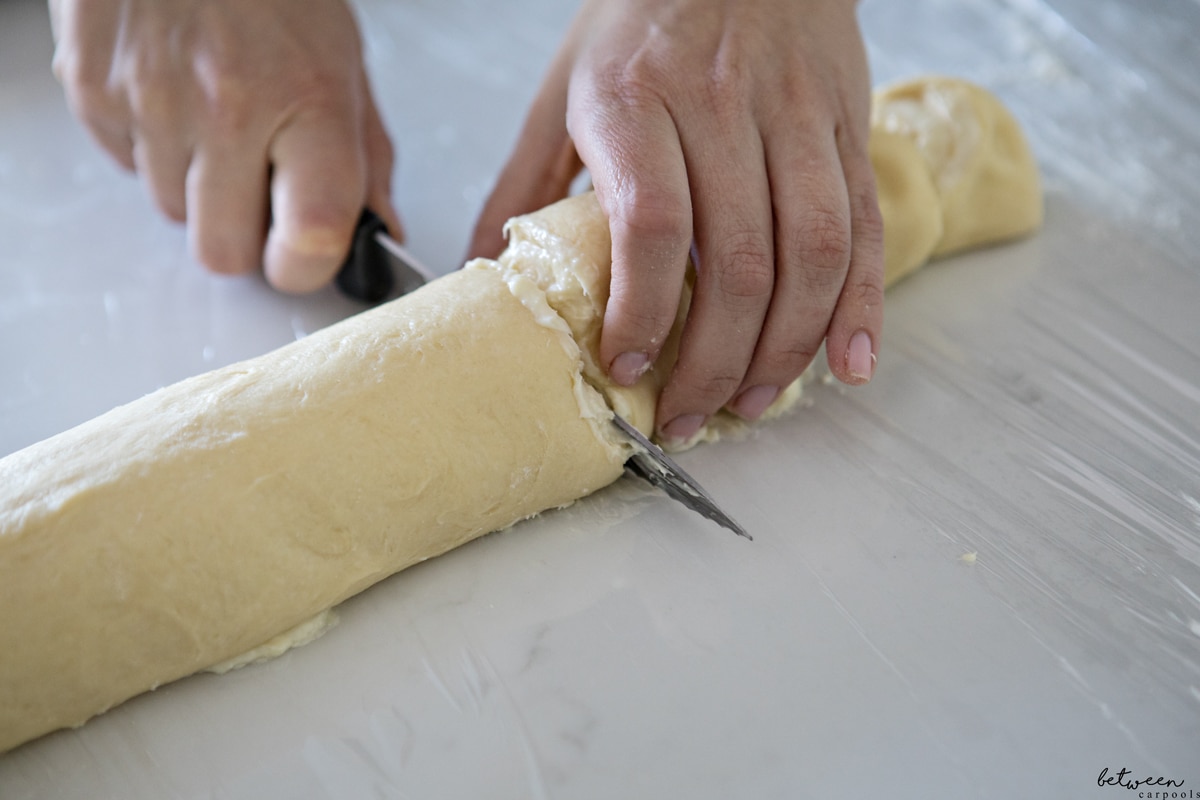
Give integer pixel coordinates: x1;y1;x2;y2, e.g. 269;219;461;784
731;385;780;421
846;330;876;383
610;351;651;386
659;414;706;444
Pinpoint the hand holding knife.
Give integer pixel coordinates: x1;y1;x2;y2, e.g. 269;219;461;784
336;209;435;303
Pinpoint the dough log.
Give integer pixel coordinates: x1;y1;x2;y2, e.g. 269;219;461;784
0;77;1041;753
0;266;632;753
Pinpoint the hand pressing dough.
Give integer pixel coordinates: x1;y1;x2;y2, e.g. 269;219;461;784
0;76;1041;753
510;76;1043;448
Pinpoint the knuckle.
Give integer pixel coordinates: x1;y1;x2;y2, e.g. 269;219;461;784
287;68;344;109
787;203;851;284
850;183;885;245
844;273;886;311
121;57;177;125
592;54;669;109
60;70;118;124
713;232;774;302
198;73;254;139
702;57;751;122
128;85;175;132
677;365;744;409
127;44;165;86
190;10;245;85
775;67;808;105
609;184;690;245
207;103;253;144
695;369;745;405
185;51;249;137
51;51;87;92
52;44;109;100
758;341;821;380
610;301;672;341
71;90;116;131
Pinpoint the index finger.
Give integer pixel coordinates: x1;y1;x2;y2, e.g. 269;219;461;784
568;75;694;389
264;108;367;294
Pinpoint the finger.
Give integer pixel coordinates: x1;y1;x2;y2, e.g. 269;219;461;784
264;110;367;293
569;77;693;389
823;133;885;386
186;141;269;277
131;133;191;222
726;129;854;420
654;120;775;442
51;0;134;170
361;81;404;242
128;78;192;221
466;48;583;262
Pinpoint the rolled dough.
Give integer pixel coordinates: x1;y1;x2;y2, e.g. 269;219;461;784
0;265;631;753
0;77;1041;753
872;76;1043;284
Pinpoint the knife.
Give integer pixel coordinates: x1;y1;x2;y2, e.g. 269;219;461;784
337;209;750;540
612;414;751;540
336;209;436;303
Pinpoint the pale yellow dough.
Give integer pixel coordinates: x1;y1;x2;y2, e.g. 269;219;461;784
0;266;631;753
872;76;1043;285
0;77;1041;753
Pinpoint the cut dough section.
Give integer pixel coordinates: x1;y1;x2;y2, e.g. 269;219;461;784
872;76;1043;281
871;127;945;287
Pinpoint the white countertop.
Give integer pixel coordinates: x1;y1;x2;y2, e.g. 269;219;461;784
2;0;1198;797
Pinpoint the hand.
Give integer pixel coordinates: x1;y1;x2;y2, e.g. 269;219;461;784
468;0;884;444
48;0;400;292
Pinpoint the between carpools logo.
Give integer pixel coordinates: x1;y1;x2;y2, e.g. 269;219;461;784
1097;767;1189;797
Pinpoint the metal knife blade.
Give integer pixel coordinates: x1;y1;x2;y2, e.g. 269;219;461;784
612;414;751;540
336;209;436;303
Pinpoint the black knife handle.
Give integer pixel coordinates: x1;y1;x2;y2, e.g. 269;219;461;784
335;209;395;304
